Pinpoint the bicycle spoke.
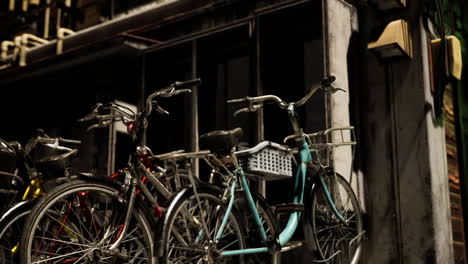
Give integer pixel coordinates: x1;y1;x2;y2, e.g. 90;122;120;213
164;191;245;263
22;182;153;264
32;248;92;263
312;174;363;263
32;236;93;248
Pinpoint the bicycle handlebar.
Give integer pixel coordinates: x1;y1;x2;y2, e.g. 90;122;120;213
78;78;201;131
58;138;82;145
77;103;103;123
174;78;202;89
145;78;201;115
227;76;342;116
35;137;81;145
24;134;81;156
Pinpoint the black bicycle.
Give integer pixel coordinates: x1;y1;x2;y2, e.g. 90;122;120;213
0;129;82;264
18;78;201;264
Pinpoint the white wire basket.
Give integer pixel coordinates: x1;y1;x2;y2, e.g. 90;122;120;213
235;141;293;180
306;126;356;169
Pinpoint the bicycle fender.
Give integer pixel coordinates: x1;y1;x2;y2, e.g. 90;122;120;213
0;199;37;225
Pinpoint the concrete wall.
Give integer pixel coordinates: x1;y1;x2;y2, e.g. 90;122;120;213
324;0;359;191
420;20;454;264
361;16;454;263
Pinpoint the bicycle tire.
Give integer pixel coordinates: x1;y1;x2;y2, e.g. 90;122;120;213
0;200;36;264
157;168;198;195
310;173;363;264
159;187;246;264
19;179;155;264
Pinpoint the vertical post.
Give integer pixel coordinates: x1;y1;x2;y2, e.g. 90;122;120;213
44;0;52;39
323;0;355;186
140;52;147;145
56;8;62;37
253;18;264;144
107;112;116;176
322;0;331;139
22;0;28;12
251;17;266;197
9;0;15;11
191;40;199;177
110;0;115;19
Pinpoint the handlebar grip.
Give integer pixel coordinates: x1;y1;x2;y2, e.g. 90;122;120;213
171;88;192;96
59;138;82;145
174;78;202;89
78;103;103;122
36;137;57;144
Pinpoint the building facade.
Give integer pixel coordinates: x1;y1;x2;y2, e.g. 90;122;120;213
0;0;466;263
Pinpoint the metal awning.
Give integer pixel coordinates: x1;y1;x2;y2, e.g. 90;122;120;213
0;0;314;85
0;0;224;81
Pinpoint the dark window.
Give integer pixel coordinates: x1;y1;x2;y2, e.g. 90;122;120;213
145;44;193;155
198;26;254;147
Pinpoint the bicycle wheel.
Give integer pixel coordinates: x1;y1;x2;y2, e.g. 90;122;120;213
158;169;197;194
239;193;280;264
0;201;35;264
311;173;363;264
20;179;154;264
160;187;246;263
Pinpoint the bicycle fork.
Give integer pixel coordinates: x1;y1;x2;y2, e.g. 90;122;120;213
107;177;138;253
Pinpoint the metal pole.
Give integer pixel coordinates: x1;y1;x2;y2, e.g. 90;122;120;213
44;0;52;39
252;17;264;144
251;18;266;198
110;0;115;19
56;8;62;36
107;113;116;176
191;39;199;177
140;52;147;145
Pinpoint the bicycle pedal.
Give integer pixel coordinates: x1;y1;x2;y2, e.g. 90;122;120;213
280;241;303;252
273;203;304;215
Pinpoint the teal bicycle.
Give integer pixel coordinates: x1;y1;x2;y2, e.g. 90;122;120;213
158;76;364;263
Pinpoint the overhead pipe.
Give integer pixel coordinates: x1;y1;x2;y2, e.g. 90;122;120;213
56;0;72;33
18;34;49;66
56;28;75;54
1;41;15;61
0;0;217;66
14;36;22;62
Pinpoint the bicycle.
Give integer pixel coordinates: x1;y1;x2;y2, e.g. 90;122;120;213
18;78;201;264
158;76;364;263
0;129;82;264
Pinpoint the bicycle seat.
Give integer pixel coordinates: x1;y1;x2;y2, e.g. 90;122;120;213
200;128;244;155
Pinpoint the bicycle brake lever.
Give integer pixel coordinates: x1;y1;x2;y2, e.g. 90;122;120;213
86;120;112;132
331;87;346;93
321;86;346;94
233;104;262;117
79;103;103;122
171;89;192;96
233;108;250;117
154;104;170;115
86;123;101;132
